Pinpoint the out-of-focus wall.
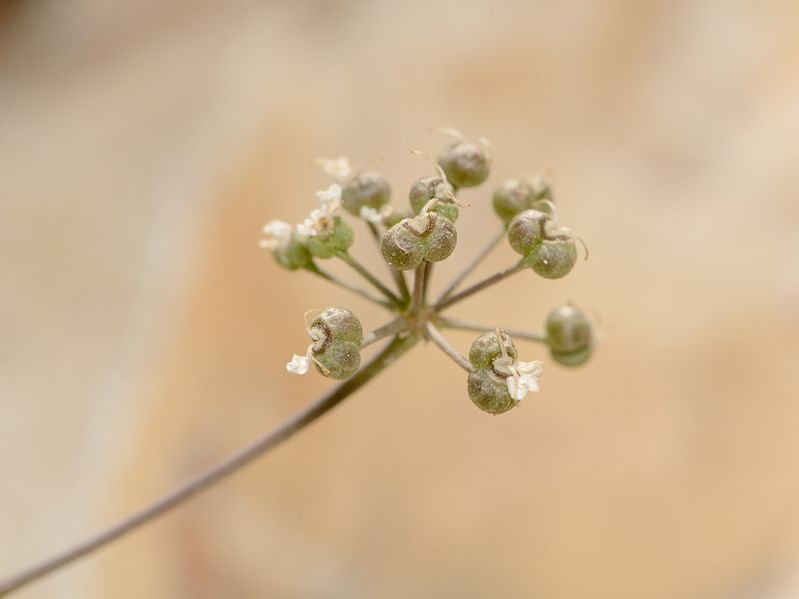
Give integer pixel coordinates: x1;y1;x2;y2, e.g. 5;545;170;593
2;1;798;598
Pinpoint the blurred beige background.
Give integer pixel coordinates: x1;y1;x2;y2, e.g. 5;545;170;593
2;0;799;597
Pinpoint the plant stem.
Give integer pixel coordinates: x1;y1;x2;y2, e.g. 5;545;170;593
361;317;407;347
367;222;410;303
425;322;472;372
436;227;505;303
335;251;403;308
438;316;548;344
304;263;391;309
412;262;428;313
0;334;418;597
434;260;527;312
422;262;433;304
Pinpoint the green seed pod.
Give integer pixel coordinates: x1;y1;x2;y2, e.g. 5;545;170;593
545;304;592;353
507;209;550;256
307;307;363;380
468;331;517;370
312;341;361;379
305;217;354;259
546;304;593;367
312;307;363;344
380;212;457;270
467;368;517;415
273;232;311;271
550;346;592;367
493;179;535;224
341;170;391;215
423;212;457;262
437;141;491;188
525;236;578;279
409;176;459;223
380;220;425;270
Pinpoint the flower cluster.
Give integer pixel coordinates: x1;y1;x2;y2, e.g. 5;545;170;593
262;129;594;415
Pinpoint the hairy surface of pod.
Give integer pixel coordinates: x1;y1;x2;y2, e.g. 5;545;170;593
341;170;391;215
526;236;577;279
305;217;354;259
309;307;363;379
546;304;593;367
437;141;491;188
507;209;551;256
492;178;552;224
409;176;459;223
467;330;517;370
467;369;517;415
312;307;363;343
380;212;457;270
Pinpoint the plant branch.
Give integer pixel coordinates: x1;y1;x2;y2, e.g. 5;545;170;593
438;316;548;344
0;334;419;597
361;317;408;347
335;251;403;308
422;262;433;304
436;226;505;303
304;263;391;309
367;222;410;302
412;261;429;312
425;322;472;372
434;260;527;312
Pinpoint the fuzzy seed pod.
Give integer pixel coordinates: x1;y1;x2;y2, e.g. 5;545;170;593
468;330;518;370
341;171;391;215
312;307;363;343
492;178;552;224
526;236;577;279
437;141;491;188
380;220;425;270
308;307;363;379
467;368;517;415
546;304;593;367
380;212;457;270
312;341;361;379
507;209;551;256
305;217;354;259
409;176;459;223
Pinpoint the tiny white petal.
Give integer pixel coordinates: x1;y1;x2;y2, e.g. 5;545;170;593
262;219;293;237
318;157;353;182
260;219;293;250
359;204;394;224
316;183;342;208
295;222;316;239
286;354;310;375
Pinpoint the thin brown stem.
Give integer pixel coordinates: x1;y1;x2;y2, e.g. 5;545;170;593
436;226;505;303
0;335;419;597
434;260;527;312
425;322;472;372
304;263;391;309
335;251;403;308
438;316;548;344
367;222;410;302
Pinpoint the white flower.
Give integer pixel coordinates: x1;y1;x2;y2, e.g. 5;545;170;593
316;157;353;182
296;184;342;240
315;183;342;210
359;204;394;225
506;360;543;401
286;354;311;375
259;219;293;250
